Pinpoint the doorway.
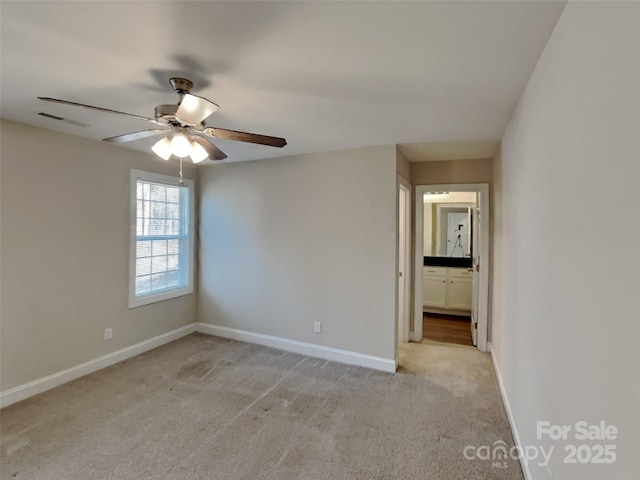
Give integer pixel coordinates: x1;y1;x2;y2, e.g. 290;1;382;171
413;184;490;352
397;179;411;347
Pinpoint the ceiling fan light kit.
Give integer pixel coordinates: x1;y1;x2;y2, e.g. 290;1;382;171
38;77;287;179
152;126;213;164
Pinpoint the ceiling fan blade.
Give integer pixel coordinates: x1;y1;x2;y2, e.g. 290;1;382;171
103;129;168;143
38;97;160;124
203;127;287;148
192;136;227;161
175;94;219;126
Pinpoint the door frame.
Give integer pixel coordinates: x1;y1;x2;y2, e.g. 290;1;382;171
396;177;412;349
413;183;490;352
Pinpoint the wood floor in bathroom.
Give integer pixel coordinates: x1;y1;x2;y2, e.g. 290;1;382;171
423;313;473;346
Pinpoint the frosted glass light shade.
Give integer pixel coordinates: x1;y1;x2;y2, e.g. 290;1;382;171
189;141;209;163
177;94;219;126
151;137;172;160
170;133;191;158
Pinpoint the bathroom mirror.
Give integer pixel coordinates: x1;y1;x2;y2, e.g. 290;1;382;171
435;205;472;257
423;192;476;259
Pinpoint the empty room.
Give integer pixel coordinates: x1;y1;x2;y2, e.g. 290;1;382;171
1;1;638;479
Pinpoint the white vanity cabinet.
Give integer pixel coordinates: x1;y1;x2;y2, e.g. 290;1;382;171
422;267;447;308
423;266;472;313
447;269;472;310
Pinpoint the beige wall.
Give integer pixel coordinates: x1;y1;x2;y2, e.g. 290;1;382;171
395;147;411;182
410;158;493;186
0;120;198;391
492;2;639;478
198;146;398;361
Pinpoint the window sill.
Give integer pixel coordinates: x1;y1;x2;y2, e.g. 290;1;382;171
128;287;193;309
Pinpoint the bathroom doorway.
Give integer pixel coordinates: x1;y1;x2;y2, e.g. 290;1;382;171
413;184;490;352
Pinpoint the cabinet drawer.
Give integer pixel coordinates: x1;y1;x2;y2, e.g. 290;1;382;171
449;268;473;278
423;266;447;277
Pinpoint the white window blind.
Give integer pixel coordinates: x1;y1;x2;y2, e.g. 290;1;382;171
129;170;194;308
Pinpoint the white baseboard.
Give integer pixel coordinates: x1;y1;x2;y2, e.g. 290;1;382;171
0;323;196;409
489;343;533;480
195;323;396;373
1;322;396;409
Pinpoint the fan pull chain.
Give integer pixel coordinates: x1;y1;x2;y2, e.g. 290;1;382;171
178;157;185;187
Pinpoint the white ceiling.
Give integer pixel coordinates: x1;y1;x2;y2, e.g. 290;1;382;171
0;1;565;163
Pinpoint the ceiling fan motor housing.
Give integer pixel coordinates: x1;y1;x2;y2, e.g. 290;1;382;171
169;77;193;94
154;104;179;125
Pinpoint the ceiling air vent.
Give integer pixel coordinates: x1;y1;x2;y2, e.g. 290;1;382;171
37;112;89;127
38;112;64;120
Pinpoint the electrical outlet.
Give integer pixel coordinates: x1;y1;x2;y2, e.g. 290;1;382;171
313;322;322;334
104;327;113;341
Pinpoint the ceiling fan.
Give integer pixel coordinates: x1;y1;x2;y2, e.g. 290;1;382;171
38;77;287;165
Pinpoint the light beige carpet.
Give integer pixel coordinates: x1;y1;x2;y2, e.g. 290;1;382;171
1;333;523;479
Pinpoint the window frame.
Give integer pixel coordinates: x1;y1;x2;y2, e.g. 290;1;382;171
129;169;195;309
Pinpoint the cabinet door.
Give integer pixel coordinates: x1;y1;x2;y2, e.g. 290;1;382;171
448;278;472;310
423;275;447;307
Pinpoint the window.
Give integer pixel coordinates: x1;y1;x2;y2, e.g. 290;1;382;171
129;170;194;308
